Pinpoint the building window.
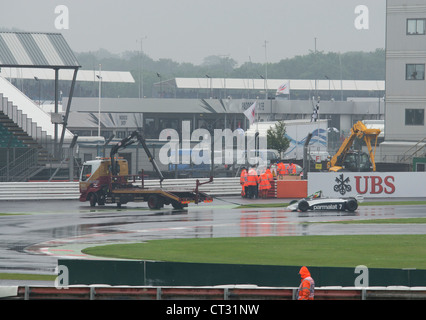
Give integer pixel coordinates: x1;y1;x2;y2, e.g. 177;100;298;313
407;19;426;35
405;109;424;126
406;64;425;80
116;130;127;138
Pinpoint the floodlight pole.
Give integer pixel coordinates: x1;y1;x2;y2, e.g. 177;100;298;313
98;64;102;137
59;68;79;153
263;40;268;100
54;68;59;159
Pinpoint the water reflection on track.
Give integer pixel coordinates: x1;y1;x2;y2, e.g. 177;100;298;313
0;198;426;274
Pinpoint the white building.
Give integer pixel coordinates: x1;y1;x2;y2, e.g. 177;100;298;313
381;0;426;166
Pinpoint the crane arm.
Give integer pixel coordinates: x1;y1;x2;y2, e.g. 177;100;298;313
328;121;381;171
133;131;165;182
328;128;357;169
362;129;380;172
110;131;164;182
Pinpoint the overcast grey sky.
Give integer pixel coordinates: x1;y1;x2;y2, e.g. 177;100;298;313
1;0;386;65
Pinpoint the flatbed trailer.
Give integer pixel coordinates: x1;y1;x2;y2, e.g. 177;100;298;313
80;173;213;209
79;131;213;209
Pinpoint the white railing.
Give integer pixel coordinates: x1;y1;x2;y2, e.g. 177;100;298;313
0;177;241;200
4;285;426;300
0;76;73;142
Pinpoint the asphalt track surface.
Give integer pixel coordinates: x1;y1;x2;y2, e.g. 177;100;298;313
1;196;426;285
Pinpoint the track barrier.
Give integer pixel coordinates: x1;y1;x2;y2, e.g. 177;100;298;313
0;177;310;201
2;285;426;300
58;259;426;288
0;177;242;200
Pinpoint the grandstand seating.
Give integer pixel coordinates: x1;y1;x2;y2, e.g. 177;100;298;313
0;121;27;148
0;76;60;181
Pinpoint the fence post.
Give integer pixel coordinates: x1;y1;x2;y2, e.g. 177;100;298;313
24;286;29;300
224;288;229;300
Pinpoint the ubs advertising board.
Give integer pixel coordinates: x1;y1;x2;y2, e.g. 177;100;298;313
308;172;426;198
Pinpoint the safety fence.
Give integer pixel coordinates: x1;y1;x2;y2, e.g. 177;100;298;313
59;259;426;288
0;181;79;200
3;285;426;300
0;177;242;201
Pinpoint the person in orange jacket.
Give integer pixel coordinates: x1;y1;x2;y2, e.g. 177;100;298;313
270;160;278;177
265;168;273;181
277;161;286;176
297;266;315;300
289;162;297;175
265;168;274;197
258;171;271;198
240;167;248;198
246;166;259;198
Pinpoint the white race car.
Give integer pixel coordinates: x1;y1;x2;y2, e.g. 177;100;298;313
287;191;361;212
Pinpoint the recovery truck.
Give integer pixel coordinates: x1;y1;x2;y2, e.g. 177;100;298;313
327;121;381;172
79;131;213;209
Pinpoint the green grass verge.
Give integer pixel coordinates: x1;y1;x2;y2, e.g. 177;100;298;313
82;235;426;269
0;273;55;281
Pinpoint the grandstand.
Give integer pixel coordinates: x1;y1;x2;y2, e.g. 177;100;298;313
0;75;69;181
0;32;137;181
0;32;79;181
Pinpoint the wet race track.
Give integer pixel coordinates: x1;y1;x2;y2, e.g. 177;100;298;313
1;197;426;277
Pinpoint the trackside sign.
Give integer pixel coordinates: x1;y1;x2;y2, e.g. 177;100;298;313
308;172;426;198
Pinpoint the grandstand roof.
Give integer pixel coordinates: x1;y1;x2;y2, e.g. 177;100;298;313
0;32;80;69
0;67;135;83
156;78;385;92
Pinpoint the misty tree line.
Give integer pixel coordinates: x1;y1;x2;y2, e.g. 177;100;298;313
75;48;385;98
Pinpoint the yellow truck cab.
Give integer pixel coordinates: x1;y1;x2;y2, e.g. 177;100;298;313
79;158;129;206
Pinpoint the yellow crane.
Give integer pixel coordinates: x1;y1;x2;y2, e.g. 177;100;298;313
327;121;381;172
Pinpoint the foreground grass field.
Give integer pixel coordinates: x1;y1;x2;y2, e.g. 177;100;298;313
83;234;426;269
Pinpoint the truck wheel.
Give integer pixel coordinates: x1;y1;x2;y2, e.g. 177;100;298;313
172;202;183;209
97;193;105;206
298;200;309;212
172;201;187;210
89;193;97;207
148;195;164;209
